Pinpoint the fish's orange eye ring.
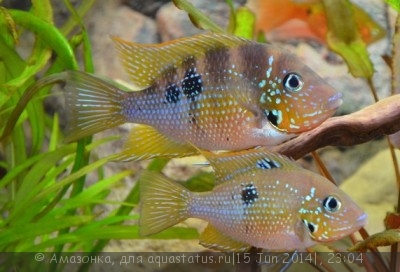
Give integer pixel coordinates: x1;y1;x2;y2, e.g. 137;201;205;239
283;72;304;93
322;195;341;213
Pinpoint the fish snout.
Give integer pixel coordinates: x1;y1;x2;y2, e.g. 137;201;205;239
325;92;343;111
355;212;368;228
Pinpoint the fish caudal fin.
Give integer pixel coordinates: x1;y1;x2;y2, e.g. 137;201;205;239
63;71;127;142
113;125;198;161
139;171;191;236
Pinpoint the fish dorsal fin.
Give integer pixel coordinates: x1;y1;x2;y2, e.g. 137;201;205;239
200;148;301;185
113;125;197;161
112;32;250;88
199;224;251;252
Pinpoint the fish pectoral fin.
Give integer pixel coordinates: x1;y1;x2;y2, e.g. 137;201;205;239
112;125;198;161
199;224;251;252
112;32;250;88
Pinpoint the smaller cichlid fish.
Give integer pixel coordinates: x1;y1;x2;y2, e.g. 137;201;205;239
139;149;367;252
63;32;342;161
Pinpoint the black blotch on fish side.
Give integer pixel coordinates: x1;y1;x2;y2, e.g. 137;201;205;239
256;157;281;170
165;83;181;103
182;68;203;101
241;183;258;207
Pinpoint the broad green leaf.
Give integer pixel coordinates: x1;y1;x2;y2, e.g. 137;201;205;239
385;0;400;12
232;7;255;39
172;0;225;33
322;0;373;78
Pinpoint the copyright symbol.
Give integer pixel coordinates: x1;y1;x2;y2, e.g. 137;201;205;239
35;253;44;262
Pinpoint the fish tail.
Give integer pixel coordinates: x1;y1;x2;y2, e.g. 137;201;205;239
63;71;127;142
139;171;191;236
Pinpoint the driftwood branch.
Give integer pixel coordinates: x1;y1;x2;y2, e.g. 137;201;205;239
274;94;400;160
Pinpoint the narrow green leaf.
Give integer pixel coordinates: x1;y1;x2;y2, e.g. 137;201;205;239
225;0;236;34
0;38;25;83
36;156;110;199
54;171;131;213
9;9;78;70
48;113;59;152
0;7;18;48
172;0;225;33
0;216;93;250
63;0;95;73
60;0;95;35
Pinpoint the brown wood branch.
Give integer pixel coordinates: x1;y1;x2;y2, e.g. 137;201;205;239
274;94;400;160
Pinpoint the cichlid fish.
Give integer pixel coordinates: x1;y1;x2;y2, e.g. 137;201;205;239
139;149;367;252
63;32;342;161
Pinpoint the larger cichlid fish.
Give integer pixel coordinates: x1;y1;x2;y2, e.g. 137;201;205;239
63;32;342;161
139;149;367;252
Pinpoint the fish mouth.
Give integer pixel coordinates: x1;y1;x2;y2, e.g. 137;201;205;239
325;92;343;111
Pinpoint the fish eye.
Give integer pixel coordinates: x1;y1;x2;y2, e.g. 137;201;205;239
323;195;341;213
302;219;318;234
283;72;304;92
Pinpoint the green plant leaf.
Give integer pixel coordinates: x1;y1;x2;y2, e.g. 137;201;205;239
385;0;400;12
9;9;78;70
232;7;255;39
322;0;374;78
172;0;225;33
0;216;94;251
32;0;53;23
55;171;132;213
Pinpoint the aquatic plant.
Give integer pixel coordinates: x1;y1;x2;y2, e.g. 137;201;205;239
1;0;400;271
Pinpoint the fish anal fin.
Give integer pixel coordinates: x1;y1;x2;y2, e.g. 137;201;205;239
111;33;250;88
113;125;198;161
200;148;301;185
199;224;251;252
